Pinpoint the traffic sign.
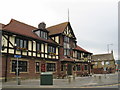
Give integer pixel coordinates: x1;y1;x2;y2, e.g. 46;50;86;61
14;55;21;58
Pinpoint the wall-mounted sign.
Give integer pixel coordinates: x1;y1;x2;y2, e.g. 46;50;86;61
41;64;45;72
14;55;21;58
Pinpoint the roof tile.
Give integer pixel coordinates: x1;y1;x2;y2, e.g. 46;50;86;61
47;22;68;35
3;19;57;44
92;53;114;61
74;45;92;53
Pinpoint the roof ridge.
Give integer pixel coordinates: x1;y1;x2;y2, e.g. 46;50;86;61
0;23;5;28
4;19;37;29
47;22;69;29
75;45;92;53
93;53;112;56
77;45;89;52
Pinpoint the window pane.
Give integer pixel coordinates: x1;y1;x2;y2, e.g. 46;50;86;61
41;31;43;38
20;40;23;48
76;65;81;71
24;40;27;48
47;63;56;71
37;43;40;51
16;38;20;47
64;49;67;55
48;46;55;53
45;33;47;39
64;43;67;48
35;31;40;36
36;62;40;72
84;65;88;70
12;60;27;72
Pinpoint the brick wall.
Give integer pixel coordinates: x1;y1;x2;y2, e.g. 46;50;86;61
2;56;61;80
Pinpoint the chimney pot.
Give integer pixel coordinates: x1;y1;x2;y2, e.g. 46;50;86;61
38;22;46;29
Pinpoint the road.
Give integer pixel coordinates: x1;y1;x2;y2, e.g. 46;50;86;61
1;72;119;88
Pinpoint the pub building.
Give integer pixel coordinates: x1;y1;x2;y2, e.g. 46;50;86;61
1;19;92;81
47;22;92;77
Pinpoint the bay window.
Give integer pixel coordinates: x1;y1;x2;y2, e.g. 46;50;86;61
64;36;70;56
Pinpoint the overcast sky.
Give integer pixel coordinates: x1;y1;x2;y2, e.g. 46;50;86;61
0;0;118;60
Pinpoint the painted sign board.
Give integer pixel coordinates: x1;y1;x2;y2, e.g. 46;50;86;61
14;55;21;58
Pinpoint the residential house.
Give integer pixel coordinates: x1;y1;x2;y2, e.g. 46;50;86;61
91;51;116;74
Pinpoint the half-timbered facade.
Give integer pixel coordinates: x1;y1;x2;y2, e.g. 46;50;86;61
1;19;59;81
1;19;93;81
73;45;92;76
47;22;92;77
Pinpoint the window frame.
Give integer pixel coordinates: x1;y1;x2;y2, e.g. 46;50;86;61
48;46;56;53
76;65;81;71
36;42;41;51
63;36;70;56
11;60;28;72
84;65;88;70
15;37;28;49
36;62;40;72
46;63;56;72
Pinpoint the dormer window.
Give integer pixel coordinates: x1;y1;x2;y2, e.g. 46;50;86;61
34;30;48;39
40;31;48;39
34;22;48;39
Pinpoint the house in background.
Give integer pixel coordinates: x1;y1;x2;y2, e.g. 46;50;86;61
115;60;120;72
91;51;116;74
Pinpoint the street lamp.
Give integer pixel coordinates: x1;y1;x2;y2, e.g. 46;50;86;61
107;44;113;53
88;60;91;76
73;60;76;81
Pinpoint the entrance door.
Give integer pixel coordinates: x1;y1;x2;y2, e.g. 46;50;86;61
67;64;72;75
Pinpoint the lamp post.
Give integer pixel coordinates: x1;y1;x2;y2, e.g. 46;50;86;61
73;60;76;81
88;60;91;76
107;44;113;53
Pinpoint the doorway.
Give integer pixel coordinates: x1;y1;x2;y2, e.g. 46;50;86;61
67;63;72;75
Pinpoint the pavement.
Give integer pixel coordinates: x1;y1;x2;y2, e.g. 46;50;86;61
1;72;119;88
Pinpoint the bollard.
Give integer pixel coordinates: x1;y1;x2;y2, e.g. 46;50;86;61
73;76;75;81
98;76;102;83
94;75;96;78
104;74;107;79
68;76;71;84
18;77;21;85
98;76;101;79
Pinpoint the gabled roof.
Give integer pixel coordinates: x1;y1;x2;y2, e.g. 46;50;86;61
0;23;5;30
3;19;58;45
74;45;92;54
47;22;68;36
92;53;114;61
